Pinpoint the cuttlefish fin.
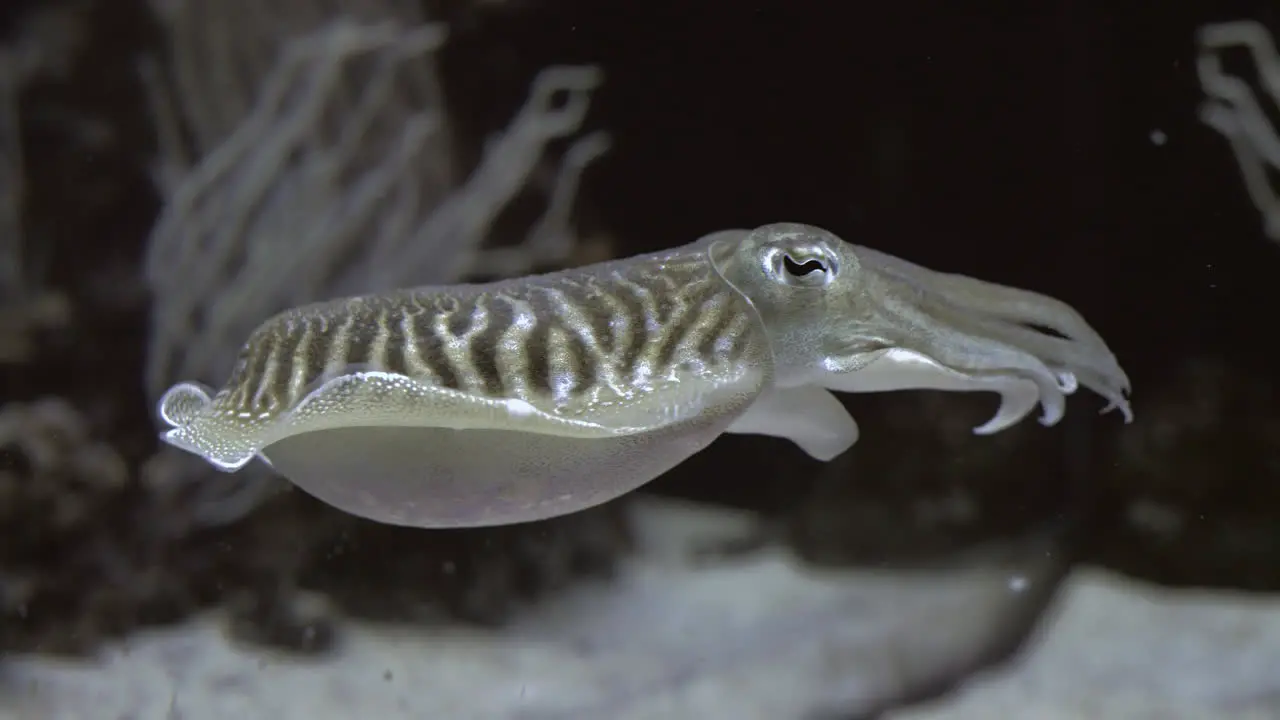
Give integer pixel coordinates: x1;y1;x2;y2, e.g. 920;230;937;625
272;370;668;454
158;381;215;428
157;371;637;476
724;384;859;461
157;382;231;462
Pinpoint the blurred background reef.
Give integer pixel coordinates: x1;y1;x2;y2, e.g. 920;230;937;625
0;0;1276;712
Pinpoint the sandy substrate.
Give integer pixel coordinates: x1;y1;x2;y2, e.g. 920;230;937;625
1;499;1276;720
891;568;1280;720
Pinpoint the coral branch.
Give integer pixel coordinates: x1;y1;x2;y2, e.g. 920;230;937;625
1196;20;1280;243
142;2;606;402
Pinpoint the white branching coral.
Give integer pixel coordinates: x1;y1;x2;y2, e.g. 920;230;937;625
0;5;87;362
0;48;23;303
1196;20;1280;244
142;0;609;400
0;3;87;304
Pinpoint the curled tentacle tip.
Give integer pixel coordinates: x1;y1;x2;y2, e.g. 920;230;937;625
1038;405;1065;427
1099;396;1135;424
1036;386;1069;427
971;419;1002;436
972;392;1037;436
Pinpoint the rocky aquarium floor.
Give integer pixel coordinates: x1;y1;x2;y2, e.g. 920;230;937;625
0;498;1276;720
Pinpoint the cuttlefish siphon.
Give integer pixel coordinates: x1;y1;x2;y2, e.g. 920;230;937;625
157;222;1133;528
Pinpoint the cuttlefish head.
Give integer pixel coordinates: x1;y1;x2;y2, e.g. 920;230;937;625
708;222;1132;435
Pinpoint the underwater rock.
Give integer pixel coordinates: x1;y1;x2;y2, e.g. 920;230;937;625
0;395;634;658
781;389;1086;569
0;397;134;654
1094;355;1280;590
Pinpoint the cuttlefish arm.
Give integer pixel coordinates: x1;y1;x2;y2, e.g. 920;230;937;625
711;223;1132;461
853;243;1132;422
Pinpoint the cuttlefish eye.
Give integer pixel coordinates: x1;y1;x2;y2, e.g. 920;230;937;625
766;243;839;288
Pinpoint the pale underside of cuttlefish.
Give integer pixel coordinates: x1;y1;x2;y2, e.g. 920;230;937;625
157;223;1133;528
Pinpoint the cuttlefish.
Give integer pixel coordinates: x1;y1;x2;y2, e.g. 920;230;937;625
157;223;1132;528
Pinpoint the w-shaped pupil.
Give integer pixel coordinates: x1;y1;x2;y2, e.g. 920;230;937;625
783;255;826;276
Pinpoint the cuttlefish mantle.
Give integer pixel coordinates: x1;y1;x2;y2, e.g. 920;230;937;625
157;222;1132;529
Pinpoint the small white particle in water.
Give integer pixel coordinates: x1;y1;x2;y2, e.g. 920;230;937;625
1150;129;1167;146
1008;575;1029;593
